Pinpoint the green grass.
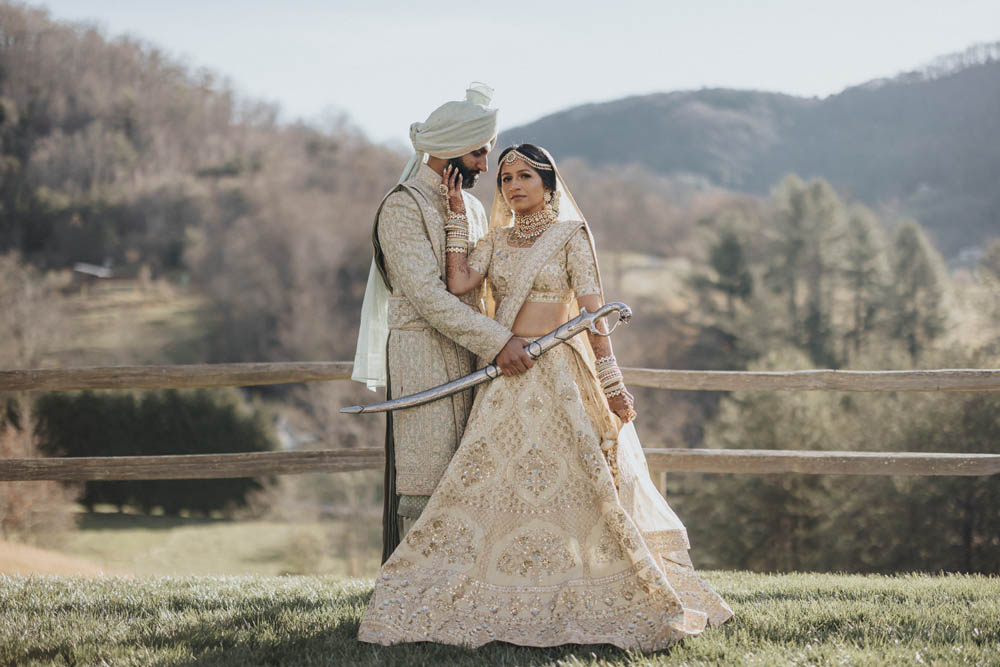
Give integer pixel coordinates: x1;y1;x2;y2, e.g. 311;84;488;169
2;571;997;666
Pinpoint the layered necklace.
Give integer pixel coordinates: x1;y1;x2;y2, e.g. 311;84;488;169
510;207;558;244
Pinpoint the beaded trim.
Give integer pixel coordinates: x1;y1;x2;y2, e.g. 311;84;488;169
525;289;573;304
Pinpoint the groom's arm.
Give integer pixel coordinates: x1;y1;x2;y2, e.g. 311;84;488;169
378;191;511;362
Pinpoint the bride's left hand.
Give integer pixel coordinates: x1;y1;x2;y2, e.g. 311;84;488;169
608;389;637;423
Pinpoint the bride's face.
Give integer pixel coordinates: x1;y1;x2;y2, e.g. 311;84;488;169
500;159;548;216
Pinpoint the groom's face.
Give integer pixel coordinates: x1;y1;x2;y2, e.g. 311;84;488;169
448;144;491;189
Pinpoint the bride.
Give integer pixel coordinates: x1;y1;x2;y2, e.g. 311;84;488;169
357;144;733;651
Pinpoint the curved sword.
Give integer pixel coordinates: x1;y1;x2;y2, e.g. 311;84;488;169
341;301;632;415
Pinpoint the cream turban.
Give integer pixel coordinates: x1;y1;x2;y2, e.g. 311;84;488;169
396;82;499;184
352;83;499;390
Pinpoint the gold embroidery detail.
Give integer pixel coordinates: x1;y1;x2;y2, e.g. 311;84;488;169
458;439;496;489
596;525;626;564
497;529;575;579
405;515;475;564
514;443;557;500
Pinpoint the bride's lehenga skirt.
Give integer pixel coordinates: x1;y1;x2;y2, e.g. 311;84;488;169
358;343;733;651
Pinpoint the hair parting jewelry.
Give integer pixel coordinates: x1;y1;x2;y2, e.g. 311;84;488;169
502;148;553;171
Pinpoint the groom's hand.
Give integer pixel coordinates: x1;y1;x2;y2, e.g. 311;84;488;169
496;337;534;376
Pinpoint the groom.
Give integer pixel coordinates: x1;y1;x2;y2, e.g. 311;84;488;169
352;83;533;561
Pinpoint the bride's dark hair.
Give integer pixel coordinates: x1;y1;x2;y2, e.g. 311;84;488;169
496;144;557;192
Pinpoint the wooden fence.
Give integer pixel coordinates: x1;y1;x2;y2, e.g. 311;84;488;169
1;364;999;482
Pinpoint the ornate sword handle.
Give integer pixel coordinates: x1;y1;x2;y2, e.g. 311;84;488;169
586;302;632;337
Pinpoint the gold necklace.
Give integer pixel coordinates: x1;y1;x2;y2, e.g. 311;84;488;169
510;208;557;244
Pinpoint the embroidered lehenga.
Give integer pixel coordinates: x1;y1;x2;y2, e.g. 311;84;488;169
358;181;733;650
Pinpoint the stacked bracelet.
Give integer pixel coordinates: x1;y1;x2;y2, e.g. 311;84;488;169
445;212;469;253
595;355;617;371
595;354;627;398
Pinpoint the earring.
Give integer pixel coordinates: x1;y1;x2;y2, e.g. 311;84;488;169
543;191;553;210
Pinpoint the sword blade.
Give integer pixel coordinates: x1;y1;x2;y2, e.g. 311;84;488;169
341;301;631;415
340;364;500;414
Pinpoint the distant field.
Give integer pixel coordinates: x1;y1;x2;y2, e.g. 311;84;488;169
0;540;121;577
45;279;216;367
54;510;382;578
2;571;997;666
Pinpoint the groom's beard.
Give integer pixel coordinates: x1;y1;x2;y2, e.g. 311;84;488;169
447;158;480;189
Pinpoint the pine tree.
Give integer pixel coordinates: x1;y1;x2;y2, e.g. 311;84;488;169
842;205;890;358
708;229;754;318
765;176;847;366
886;221;949;359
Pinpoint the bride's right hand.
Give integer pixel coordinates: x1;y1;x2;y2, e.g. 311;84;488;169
608;389;637;423
443;165;466;215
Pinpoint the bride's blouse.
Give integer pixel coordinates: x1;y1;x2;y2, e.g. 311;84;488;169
467;226;601;307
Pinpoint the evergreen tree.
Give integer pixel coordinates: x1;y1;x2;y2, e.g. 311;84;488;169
765;176;847;366
35;388;275;516
842;205;890;358
886;221;949;359
707;229;754;318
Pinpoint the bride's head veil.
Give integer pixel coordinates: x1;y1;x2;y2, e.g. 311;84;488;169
488;144;605;302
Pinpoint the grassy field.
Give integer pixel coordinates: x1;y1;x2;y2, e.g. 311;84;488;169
54;509;383;578
45;278;215;367
2;571;997;666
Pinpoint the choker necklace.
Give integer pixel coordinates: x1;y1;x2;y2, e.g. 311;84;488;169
510;208;557;244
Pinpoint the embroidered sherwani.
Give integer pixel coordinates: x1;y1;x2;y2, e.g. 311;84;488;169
359;220;733;651
376;164;511;524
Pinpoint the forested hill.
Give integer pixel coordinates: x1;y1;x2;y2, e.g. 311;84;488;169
0;4;402;365
501;43;1000;258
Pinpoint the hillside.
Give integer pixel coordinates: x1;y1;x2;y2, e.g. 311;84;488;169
502;43;1000;258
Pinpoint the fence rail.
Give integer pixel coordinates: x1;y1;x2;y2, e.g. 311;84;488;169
2;363;998;483
2;449;998;482
2;363;999;393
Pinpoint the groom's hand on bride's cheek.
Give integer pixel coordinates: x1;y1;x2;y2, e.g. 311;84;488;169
496;336;534;376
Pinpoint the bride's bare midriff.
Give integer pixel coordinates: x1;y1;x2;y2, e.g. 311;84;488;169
511;302;572;338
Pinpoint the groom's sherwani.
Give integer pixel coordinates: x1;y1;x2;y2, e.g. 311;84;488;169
375;164;510;520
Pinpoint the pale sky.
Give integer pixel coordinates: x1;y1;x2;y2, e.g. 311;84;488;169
36;0;1000;148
